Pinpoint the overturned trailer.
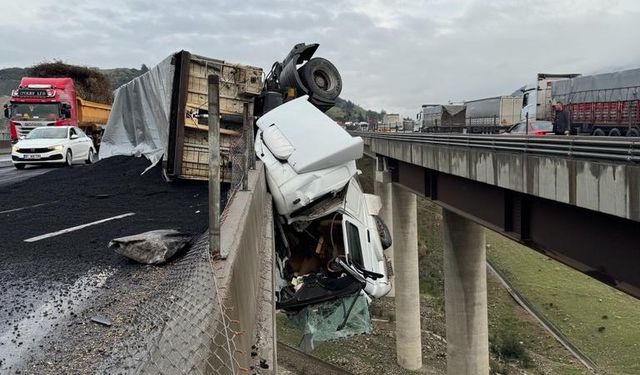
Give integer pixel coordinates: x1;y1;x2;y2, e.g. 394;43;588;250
99;50;263;184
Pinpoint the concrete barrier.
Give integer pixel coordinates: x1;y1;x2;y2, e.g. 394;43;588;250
214;162;276;373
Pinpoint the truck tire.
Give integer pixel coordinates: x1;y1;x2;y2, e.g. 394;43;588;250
592;128;605;136
298;57;342;101
608;128;621;136
65;150;73;167
626;128;639;137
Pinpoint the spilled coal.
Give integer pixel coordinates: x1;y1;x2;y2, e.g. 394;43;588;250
0;156;208;373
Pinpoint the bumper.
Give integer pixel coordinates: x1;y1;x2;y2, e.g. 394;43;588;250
12;151;65;164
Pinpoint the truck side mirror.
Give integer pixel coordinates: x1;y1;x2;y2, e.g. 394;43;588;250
62;103;71;118
3;104;8;119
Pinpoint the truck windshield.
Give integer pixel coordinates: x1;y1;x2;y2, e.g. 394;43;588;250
10;103;60;120
26;127;68;139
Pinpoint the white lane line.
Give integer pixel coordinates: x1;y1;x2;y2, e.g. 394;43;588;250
24;212;136;242
0;201;58;214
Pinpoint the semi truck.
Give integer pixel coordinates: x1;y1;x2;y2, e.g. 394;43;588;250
3;77;111;147
417;96;521;134
524;69;640;136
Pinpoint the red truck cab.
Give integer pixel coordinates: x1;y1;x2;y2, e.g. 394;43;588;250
3;77;77;142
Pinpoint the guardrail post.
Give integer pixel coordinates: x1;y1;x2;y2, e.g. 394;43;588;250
208;75;221;255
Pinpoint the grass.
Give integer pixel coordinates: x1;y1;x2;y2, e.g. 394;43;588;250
278;158;636;374
486;231;640;375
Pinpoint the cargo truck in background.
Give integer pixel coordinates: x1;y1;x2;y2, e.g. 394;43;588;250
524;69;640;136
3;77;111;147
417;96;521;134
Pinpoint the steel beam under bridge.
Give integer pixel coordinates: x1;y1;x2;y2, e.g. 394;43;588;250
356;132;640;299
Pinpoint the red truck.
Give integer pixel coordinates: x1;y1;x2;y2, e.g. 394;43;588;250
525;69;640;136
3;77;111;146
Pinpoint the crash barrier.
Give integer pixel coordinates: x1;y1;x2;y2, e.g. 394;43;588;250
99;164;274;374
352;131;640;162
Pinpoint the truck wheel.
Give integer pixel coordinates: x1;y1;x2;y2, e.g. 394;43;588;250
298;57;342;101
608;128;621;136
65;150;73;167
592;128;605;136
86;149;95;164
626;128;639;137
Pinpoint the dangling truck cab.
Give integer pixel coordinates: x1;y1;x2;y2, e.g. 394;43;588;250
3;77;111;147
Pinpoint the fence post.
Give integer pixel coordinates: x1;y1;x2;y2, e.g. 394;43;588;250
242;102;254;191
208;75;221;255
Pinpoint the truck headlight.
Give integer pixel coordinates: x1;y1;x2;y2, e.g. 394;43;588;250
51;145;64;151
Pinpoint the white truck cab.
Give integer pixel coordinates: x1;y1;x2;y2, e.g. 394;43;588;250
255;96;392;310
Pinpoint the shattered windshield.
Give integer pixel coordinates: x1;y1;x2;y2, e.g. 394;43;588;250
10;103;60;120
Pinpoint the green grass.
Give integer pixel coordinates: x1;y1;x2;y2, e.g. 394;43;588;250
487;231;640;375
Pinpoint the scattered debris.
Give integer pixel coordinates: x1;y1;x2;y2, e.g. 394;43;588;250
90;315;112;327
109;229;192;265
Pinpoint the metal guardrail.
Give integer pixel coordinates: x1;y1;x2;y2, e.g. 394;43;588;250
351;131;640;163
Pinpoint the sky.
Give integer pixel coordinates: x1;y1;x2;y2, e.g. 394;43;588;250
1;0;639;117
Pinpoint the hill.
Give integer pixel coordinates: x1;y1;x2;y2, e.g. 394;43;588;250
0;64;149;97
326;97;382;123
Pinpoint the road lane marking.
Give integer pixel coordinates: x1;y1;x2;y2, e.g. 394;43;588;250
24;212;136;242
0;201;58;214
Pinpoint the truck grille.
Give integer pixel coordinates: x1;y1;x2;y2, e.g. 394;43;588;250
15;123;55;137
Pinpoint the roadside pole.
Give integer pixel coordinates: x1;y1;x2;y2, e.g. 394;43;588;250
208;75;221;255
242;102;255;190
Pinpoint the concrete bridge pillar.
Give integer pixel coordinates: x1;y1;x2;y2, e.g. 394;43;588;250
442;209;489;375
391;184;422;370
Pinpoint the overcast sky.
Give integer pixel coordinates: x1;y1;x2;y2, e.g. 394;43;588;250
1;0;639;117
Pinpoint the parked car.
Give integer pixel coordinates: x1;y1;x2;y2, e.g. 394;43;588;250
12;126;96;169
255;96;392;311
503;120;553;135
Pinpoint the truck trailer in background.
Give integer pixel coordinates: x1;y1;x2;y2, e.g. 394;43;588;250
3;78;111;147
465;95;522;131
549;68;640;136
419;104;466;132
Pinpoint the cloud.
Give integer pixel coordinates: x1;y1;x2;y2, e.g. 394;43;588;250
1;0;639;117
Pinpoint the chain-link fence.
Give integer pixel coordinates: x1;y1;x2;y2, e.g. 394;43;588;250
98;233;242;375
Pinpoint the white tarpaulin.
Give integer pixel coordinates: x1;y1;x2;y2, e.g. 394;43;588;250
98;55;175;167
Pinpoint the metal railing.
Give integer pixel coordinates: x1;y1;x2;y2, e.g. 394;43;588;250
351;131;640;163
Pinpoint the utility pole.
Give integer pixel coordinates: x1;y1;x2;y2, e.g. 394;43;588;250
208;75;221;255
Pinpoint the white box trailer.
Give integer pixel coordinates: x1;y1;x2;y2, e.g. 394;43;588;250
465;95;523;128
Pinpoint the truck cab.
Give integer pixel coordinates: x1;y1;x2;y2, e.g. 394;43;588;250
4;78;77;142
520;73;580;122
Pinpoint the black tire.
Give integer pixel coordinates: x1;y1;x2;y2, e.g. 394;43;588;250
86;148;95;164
14;164;25;170
608;128;621;137
626;128;640;137
374;215;392;250
592;128;605;136
65;149;73;167
298;57;342;101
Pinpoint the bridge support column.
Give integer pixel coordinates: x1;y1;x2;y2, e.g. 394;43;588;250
374;160;394;296
391;184;422;370
443;209;489;375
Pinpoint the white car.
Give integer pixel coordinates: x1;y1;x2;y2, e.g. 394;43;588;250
255;96;392;311
12;126;96;169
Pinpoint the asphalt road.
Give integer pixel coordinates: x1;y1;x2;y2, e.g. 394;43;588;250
0;157;208;373
0;163;52;187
